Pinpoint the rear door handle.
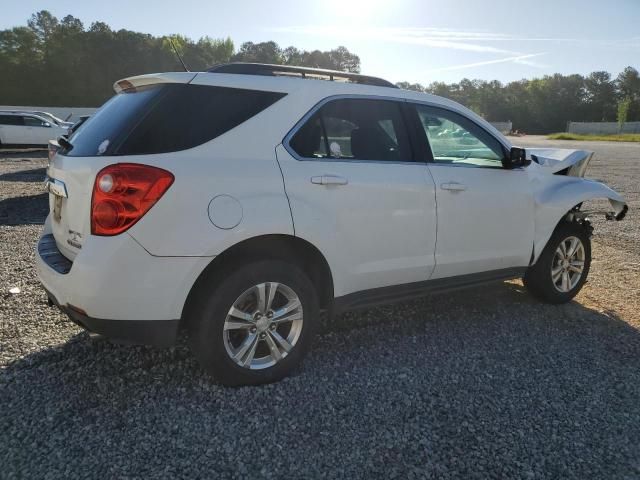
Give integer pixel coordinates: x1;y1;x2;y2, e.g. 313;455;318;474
311;175;348;186
441;182;467;191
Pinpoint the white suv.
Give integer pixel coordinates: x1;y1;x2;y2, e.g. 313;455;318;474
37;63;628;385
0;111;70;146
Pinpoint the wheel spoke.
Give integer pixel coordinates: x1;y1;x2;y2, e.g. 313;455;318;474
264;332;283;362
228;306;254;323
224;319;254;330
568;265;583;274
551;266;563;282
266;282;279;312
566;237;579;258
561;271;570;291
255;283;266;312
272;311;302;325
269;330;293;353
233;333;259;367
558;241;568;257
273;298;301;319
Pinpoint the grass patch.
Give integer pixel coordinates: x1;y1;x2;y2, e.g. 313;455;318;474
547;133;640;142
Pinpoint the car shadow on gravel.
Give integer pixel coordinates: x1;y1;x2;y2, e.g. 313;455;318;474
0;149;47;159
0;167;46;182
0;192;48;225
2;283;640;478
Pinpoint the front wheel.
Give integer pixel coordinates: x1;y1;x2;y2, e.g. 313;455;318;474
187;260;319;386
524;221;591;304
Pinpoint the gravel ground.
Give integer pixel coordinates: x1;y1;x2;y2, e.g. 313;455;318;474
1;138;639;479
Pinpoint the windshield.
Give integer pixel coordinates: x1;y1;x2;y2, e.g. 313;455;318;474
40;113;66;125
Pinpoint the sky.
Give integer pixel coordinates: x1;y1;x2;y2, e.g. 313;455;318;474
2;0;639;85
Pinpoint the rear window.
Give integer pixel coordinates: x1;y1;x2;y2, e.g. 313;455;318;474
289;98;412;162
63;84;286;157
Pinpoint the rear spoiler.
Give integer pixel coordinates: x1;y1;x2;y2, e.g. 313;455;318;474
113;72;197;93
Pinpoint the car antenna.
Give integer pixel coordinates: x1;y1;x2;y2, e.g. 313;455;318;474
169;38;190;72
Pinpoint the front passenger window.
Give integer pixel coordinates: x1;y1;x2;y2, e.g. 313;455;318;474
415;105;505;168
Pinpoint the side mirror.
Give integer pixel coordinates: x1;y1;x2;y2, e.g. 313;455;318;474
43;122;51;128
502;146;530;169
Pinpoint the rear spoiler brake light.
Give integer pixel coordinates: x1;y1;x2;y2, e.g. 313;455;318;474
113;72;197;93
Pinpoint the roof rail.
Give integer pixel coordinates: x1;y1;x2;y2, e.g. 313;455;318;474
206;63;397;88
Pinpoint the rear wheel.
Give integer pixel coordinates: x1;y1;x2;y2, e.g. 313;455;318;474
187;260;319;386
524;221;591;304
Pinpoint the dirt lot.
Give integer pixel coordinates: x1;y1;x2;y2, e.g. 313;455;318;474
1;137;639;479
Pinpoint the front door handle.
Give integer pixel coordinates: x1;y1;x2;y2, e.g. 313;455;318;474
441;182;467;191
311;175;348;186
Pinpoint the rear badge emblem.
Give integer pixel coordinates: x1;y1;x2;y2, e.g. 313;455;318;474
67;230;83;249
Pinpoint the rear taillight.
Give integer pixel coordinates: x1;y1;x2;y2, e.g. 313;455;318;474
91;163;174;236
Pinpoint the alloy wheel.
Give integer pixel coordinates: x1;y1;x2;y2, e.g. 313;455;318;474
223;282;304;369
551;236;585;293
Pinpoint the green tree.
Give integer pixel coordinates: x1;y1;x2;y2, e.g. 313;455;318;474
326;46;360;72
584;71;616;121
27;10;59;46
232;41;283;64
397;81;424;92
616;67;640;121
617;97;631;132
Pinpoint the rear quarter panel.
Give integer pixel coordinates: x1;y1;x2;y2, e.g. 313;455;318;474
125;94;303;257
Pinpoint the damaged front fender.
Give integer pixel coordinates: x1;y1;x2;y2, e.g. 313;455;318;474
527;148;594;176
531;175;628;263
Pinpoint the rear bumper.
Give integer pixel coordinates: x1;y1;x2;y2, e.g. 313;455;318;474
45;287;179;346
36;216;213;346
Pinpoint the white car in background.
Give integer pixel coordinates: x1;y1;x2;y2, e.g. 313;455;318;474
16;110;75;129
37;63;628;386
0;111;70;147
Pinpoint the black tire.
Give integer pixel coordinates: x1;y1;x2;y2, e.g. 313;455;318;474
523;221;591;304
187;259;319;386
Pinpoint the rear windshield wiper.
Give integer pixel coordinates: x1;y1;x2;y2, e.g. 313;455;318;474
57;135;73;152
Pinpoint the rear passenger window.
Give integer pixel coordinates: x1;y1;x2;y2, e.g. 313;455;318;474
0;115;24;126
64;84;286;157
24;117;48;127
289;99;412;162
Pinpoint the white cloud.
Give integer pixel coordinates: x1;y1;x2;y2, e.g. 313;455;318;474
425;53;548;73
269;26;520;54
267;26;559;72
268;25;578;52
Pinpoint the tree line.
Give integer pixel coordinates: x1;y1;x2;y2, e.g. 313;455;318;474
1;11;639;134
399;69;640;133
0;11;360;107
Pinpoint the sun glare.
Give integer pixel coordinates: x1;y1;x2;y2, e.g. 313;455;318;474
327;0;387;23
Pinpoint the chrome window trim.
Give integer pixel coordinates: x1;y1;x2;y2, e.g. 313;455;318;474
281;94;421;165
426;162;528;172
